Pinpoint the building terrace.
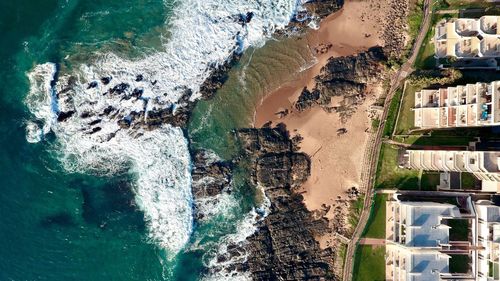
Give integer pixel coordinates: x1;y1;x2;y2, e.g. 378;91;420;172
414;81;500;129
475;200;500;280
385;197;476;281
402;149;500;192
435;16;500;59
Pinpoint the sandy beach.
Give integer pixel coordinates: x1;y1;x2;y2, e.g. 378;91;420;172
254;0;389;236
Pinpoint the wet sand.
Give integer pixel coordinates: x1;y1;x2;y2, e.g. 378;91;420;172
254;0;388;225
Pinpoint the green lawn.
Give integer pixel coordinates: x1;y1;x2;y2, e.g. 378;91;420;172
461;172;476;189
349;195;365;231
372;118;381;131
400;135;473;146
383;90;402;137
449;254;470;273
338;243;348;271
448;219;469;241
394;83;418;135
436;0;492;9
363;194;387;238
352;245;385;281
375;144;419;190
421;172;440;191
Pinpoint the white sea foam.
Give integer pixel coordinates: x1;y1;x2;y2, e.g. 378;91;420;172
25;63;57;143
201;184;271;280
201;210;260;281
25;0;301;258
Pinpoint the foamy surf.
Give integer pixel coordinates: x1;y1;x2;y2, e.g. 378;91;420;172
25;0;301;261
201;211;259;281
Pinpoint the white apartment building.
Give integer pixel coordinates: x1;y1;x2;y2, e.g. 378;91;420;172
475;200;500;280
386;199;476;280
404;149;500;192
435;16;500;59
414;81;500;129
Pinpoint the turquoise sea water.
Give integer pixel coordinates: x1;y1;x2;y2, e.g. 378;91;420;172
0;0;314;280
1;1;176;280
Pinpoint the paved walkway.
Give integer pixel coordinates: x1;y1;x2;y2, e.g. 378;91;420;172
358;238;386;245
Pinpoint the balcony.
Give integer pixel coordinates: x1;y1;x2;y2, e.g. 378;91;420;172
455;19;479;36
456;39;480;58
480;16;498;35
480;37;500;57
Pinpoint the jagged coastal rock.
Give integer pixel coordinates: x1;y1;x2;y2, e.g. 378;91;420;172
289;0;344;29
295;47;387;121
191;150;233;199
234;125;336;280
47;2;348;278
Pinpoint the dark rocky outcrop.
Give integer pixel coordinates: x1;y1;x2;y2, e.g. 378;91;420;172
237;126;292;155
87;81;98;89
57;110;75;122
256;153;310;190
109;82;129;95
286;0;344;31
302;0;345;19
100;76;112;85
209;125;337;280
238;12;254;25
295;87;321;112
131;88;143;98
198;53;241;100
191;150;233;199
295;47;386;121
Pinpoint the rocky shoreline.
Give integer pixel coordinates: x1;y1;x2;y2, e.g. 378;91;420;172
295;47;387;122
236;125;336;280
201;125;338;280
48;1;349;279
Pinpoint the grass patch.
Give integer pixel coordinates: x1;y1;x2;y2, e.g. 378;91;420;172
396;135;473;146
352;245;385;281
394;83;418;135
363;194;387;238
448;219;469;241
349;195;365;230
338;243;348;270
372;118;381;131
436;0;491;10
421;172;440;191
383;90;402;137
460;172;476;189
375;143;420;190
489;261;500;279
449;254;470;273
408;0;425;40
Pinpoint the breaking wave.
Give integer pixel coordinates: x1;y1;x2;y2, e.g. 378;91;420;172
25;0;300;258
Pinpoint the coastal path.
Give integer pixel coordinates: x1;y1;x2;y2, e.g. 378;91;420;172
342;0;433;280
358;238;385;246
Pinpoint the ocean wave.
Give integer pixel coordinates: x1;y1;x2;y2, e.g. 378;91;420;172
200;184;270;280
25;0;301;258
201;210;259;281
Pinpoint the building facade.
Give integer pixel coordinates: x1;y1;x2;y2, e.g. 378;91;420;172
386;199;476;280
414;81;500;129
435;16;500;59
